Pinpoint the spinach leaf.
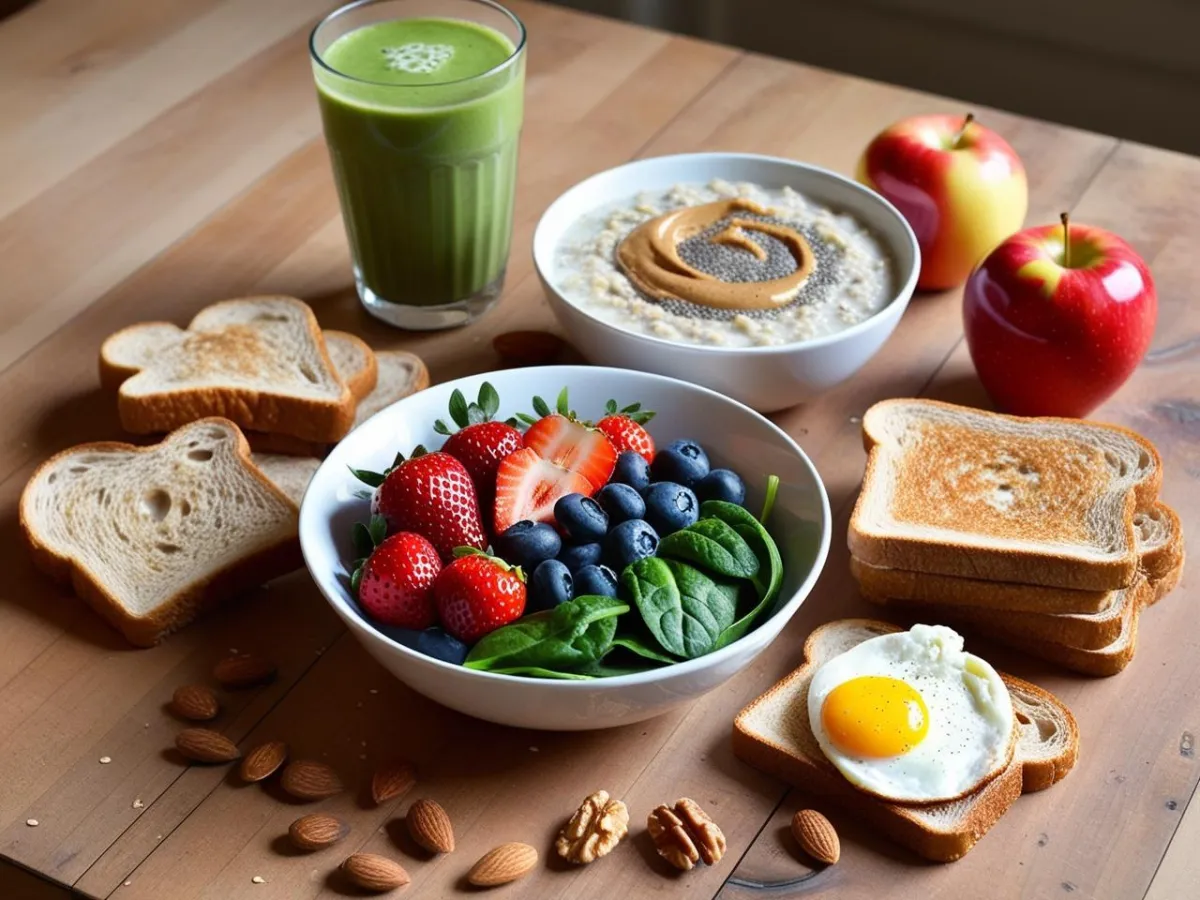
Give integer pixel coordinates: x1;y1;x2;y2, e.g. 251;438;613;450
488;666;595;680
621;558;736;659
702;500;784;648
610;635;678;664
574;659;655;678
464;595;628;671
657;518;759;580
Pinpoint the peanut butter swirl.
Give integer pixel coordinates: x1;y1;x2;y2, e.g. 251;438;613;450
615;199;816;310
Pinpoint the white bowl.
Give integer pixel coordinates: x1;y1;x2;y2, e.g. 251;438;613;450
533;153;920;413
299;366;830;730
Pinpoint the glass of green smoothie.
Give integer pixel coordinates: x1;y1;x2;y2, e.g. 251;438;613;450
311;0;526;330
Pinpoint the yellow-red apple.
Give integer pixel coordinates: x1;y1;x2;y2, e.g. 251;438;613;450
858;114;1028;291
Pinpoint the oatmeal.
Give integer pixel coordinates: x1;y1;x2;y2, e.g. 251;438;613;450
553;180;894;348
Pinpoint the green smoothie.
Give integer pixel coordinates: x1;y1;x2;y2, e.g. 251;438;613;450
313;14;525;321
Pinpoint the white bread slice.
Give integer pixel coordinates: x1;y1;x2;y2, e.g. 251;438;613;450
251;454;320;506
101;296;355;443
849;399;1161;591
732;619;1078;862
19;419;302;646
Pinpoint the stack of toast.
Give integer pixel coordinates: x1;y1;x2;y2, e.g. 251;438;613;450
848;399;1185;675
21;296;430;645
733;619;1079;862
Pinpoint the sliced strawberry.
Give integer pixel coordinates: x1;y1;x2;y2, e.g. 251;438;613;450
434;550;526;643
493;447;592;534
523;415;616;492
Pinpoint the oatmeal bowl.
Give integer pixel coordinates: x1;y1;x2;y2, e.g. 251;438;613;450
532;153;920;412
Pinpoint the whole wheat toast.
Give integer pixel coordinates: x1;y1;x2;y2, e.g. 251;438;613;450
732;619;1078;862
19;419;302;646
100;296;355;444
849;399;1161;591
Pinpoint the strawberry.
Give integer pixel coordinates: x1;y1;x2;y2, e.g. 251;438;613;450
435;382;523;507
351;520;442;629
493;447;592;534
595;399;656;463
516;388;616;492
354;447;486;562
434;549;526;643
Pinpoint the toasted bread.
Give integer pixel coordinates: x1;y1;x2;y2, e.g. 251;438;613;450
100;296;355;444
849;399;1161;591
733;619;1078;862
251;453;321;506
19;419;302;646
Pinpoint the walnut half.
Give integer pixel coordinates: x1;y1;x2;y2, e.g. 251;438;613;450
555;790;630;864
647;798;726;871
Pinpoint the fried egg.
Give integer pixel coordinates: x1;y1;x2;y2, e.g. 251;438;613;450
807;624;1015;803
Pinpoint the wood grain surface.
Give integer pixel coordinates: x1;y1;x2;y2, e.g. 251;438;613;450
0;1;1195;898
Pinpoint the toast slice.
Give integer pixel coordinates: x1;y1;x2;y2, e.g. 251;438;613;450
732;619;1078;862
251;453;321;506
101;296;355;443
246;349;430;457
19;419;302;646
849;399;1162;591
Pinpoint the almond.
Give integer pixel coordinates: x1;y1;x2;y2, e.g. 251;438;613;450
170;684;219;721
280;760;343;800
467;842;538;887
791;809;839;865
239;740;288;782
371;760;417;806
288;813;349;851
492;330;567;366
213;653;276;689
340;852;409;892
407;798;454;854
175;728;240;764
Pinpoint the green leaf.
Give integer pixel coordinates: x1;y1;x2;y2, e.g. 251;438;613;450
452;546;487;559
479;382;500;420
466;403;487;425
621;558;735;659
573;659;654;678
488;666;596;680
464;596;629;671
630;411;655;425
433;419;452;436
759;474;780;524
531;395;551;418
605;399;618;415
368;515;387;547
702;501;785;648
610;635;678;664
556;386;570;417
516;412;538;426
353;489;373;501
620;402;642;414
352;523;374;559
349;467;386;488
657;518;760;580
505;416;522;428
448;389;470;429
350;563;365;596
392;451;406;470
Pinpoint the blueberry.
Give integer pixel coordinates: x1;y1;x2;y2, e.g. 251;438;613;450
696;468;746;505
604;519;659;571
573;564;619;598
494;520;562;570
554;493;609;543
529;559;574;612
650;439;710;487
611;451;652;493
415;628;469;665
596;483;646;524
557;541;603;573
644;481;700;535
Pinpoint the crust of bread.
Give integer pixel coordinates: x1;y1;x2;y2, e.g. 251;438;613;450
19;419;302;647
849;399;1163;591
105;297;355;444
732;619;1078;862
324;330;378;401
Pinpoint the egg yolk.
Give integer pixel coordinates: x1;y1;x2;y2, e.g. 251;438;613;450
821;676;929;758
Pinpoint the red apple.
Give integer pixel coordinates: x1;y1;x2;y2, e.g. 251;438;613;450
963;213;1157;418
858;113;1028;291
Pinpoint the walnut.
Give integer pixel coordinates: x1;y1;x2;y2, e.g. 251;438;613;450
647;798;726;871
555;790;629;864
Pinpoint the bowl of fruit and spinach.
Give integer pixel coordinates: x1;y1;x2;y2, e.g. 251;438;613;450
298;366;830;730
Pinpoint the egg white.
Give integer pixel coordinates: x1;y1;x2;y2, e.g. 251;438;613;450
807;624;1015;803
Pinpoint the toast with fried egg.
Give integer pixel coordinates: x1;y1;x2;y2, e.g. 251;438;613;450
849;399;1161;591
732;619;1078;862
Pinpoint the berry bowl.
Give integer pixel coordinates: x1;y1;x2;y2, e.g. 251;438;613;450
532;152;920;412
299;366;830;730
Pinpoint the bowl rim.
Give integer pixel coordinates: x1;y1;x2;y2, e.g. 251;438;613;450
299;364;833;689
531;151;920;356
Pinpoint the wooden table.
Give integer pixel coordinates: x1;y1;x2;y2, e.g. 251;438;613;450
1;1;1196;897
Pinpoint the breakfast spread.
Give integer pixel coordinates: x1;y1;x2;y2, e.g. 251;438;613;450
848;399;1184;675
553;179;893;347
345;382;784;676
734;619;1079;862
